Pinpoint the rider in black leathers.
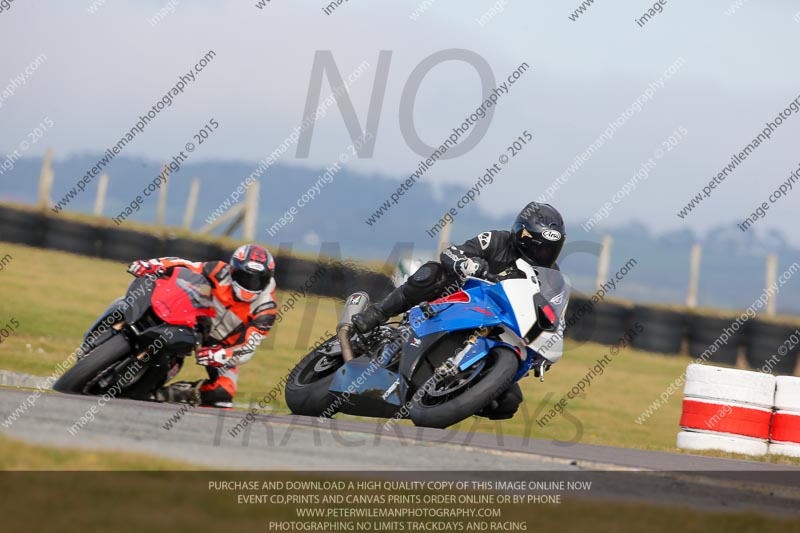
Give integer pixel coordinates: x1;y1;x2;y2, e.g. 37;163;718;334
352;201;567;419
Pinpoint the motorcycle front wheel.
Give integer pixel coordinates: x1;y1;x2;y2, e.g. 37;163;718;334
408;346;518;429
53;334;134;395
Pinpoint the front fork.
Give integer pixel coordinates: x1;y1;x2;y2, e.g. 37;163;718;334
434;329;543;383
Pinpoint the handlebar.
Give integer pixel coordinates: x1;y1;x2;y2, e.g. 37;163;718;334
480;268;527;283
482;273;500;283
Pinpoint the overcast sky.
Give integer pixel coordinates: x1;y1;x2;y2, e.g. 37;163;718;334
1;1;799;244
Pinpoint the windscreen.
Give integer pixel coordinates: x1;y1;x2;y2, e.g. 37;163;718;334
173;268;214;310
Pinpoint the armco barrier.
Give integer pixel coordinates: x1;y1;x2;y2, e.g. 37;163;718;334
0;204;394;302
163;236;225;262
99;226;164;262
44;218;103;257
0;205;47;247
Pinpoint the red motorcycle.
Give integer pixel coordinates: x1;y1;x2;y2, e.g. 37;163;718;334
54;267;215;400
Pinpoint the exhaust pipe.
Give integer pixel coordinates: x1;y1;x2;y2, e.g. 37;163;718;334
336;292;370;362
337;325;354;363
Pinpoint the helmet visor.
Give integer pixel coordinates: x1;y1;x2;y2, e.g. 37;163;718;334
232;268;270;292
514;223;564;267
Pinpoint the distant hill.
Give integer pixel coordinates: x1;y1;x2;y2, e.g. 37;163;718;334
3;154;799;314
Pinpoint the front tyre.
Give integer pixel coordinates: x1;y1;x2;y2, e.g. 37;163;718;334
53;335;132;394
409;347;518;429
285;337;344;417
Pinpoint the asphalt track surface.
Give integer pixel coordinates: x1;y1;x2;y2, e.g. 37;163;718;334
3;388;800;517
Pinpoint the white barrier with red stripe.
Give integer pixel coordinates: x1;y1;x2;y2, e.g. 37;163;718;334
678;364;774;456
679;398;772;439
684;364;776;408
771;411;800;443
767;377;800;457
677;431;769;456
678;366;800;458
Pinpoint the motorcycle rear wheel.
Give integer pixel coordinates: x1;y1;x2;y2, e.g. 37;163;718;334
409;347;518;429
285;336;344;417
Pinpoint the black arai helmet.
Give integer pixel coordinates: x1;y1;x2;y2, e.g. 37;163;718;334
511;202;566;268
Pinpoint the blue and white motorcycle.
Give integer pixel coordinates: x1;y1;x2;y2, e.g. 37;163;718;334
285;259;570;428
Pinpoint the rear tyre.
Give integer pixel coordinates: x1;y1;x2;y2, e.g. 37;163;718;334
53;335;132;394
409;347;519;429
285;337;344;417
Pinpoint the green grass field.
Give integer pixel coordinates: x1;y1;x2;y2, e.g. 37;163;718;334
1;242;798;465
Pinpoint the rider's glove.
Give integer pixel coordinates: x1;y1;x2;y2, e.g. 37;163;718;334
128;259;166;278
196;346;232;368
456;257;489;279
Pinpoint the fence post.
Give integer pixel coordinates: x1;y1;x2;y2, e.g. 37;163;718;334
183;177;200;230
686;243;702;308
765;254;778;315
93;174;109;216
242;180;259;241
37;148;54;209
595;234;612;290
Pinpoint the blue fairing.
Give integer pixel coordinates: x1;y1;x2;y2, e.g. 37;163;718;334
408;279;531;375
410;279;518;337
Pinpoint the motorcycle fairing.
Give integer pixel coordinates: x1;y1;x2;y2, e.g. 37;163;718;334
397;328;451;383
152;269;216;328
453;335;535;382
406;280;524;372
82;275;157;347
409;279;521;340
329;356;403;418
122;276;158;325
136;324;197;356
81;296;128;353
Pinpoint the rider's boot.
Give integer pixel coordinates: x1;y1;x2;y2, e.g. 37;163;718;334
352;287;407;335
476;383;523;420
154;380;203;405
